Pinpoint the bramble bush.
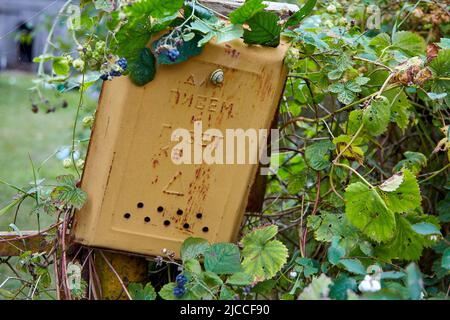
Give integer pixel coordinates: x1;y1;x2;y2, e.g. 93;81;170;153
0;0;449;300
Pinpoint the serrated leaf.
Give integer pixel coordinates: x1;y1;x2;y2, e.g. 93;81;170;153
226;272;253;286
363;97;391;136
243;11;281;47
328;82;345;93
338;90;356;105
215;24;244;44
204;243;241;275
429;49;450;107
380;169;421;214
51;175;87;209
180;237;210;262
355;77;370;86
128;0;183;19
346;81;362;93
185;259;202;274
128;282;157;300
298;274;332;300
392;31;426;57
328;69;343;80
376;215;428;261
305;140;334;171
285;0;317;28
241;225;288;281
393;152;427;174
345;182;395;242
338;259;366;275
383;88;412;130
128;47;156;86
229;0;267;24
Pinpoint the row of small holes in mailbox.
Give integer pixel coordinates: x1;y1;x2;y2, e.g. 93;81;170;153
122;203;209;233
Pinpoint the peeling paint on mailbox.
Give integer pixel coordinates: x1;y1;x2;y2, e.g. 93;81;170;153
73;38;289;258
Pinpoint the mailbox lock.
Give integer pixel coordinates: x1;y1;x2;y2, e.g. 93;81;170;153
210;69;224;85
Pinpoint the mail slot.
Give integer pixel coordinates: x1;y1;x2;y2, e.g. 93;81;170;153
73;38;289;258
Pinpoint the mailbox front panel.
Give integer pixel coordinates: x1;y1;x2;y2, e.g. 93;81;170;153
74;39;288;257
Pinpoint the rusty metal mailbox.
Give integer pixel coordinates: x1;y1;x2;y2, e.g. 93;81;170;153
73;38;289;258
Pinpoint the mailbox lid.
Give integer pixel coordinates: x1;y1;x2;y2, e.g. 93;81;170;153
74;38;289;257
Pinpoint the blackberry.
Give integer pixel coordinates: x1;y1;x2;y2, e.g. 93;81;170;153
176;274;187;286
110;70;122;77
117;57;127;70
242;286;252;295
167;48;180;62
173;285;186;298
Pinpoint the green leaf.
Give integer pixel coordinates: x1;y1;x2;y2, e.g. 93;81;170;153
406;263;423;300
298;274;332;300
241;225;288;281
328;83;345;93
185;259;202;274
376;215;428;261
327;237;345;265
381;271;406;280
345;182;395;242
219;285;236;300
392;31;426;57
51;175;87;209
442;248;450;270
393;152;427;174
369;33;391;55
180;237;210;262
215;25;244;44
53;57;70;76
128;282;157;300
229;0;267;24
243;11;281;47
305;140;334;171
363;97;391;136
338;90;356;105
429;49;450;107
128;47;156;86
411;222;441;235
380;169;421;214
226;272;254;286
285;0;317;28
346;81;362;93
128;0;183;19
329;275;357;300
383;88;412;130
204;243;241;275
338;259;366;275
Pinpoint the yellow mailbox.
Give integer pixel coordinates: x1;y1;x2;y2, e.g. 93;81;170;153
73;37;289;258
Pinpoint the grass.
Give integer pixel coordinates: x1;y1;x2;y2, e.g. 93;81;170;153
0;71;97;298
0;71;96;230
